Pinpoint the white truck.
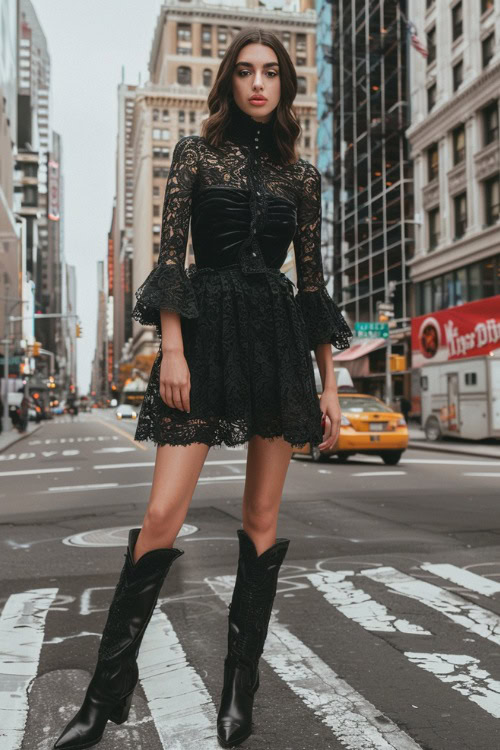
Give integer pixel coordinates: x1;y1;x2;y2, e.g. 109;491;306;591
420;352;500;441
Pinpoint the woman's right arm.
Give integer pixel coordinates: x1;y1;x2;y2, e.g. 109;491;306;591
131;136;200;412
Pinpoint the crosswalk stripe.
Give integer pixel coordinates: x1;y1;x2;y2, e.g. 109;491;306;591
420;563;500;597
307;571;431;634
138;607;219;749
206;575;423;750
405;652;500;719
0;588;58;750
362;567;500;647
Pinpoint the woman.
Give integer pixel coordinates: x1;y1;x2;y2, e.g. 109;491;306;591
54;28;351;750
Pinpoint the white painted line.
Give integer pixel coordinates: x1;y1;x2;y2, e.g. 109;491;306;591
207;576;423;750
0;588;58;750
421;563;500;598
197;476;245;483
93;459;247;470
362;567;500;648
405;653;500;719
48;483;119;492
93;447;137;453
307;571;431;634
138;608;219;749
351;471;407;477
462;472;500;477
0;467;74;477
401;459;500;466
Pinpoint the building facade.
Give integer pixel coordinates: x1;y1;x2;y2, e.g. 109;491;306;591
407;0;500;315
125;0;318;364
331;0;413;400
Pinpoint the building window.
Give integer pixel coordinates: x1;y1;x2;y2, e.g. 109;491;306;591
427;26;436;65
304;118;310;131
153;186;160;197
177;23;192;55
305;136;311;148
468;263;482;300
189;111;196;123
452;2;463;42
454;192;467;238
483;101;499;144
452;124;465;164
153;224;161;234
153;243;160;255
428;207;440;250
202;25;211;43
452;59;463;90
153;205;160;217
178;110;185;123
177;67;191;85
282;31;291;51
297;76;307;95
296;33;307;66
153;108;159;121
427;143;439;181
481;0;494;13
426;0;435;8
455;267;468;305
482;256;496;297
162;109;170;121
465;372;477;386
482;33;495;68
203;68;212;87
427;82;437;113
485;174;500;226
179;129;185;137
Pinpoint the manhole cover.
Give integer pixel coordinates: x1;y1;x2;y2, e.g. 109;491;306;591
62;524;198;547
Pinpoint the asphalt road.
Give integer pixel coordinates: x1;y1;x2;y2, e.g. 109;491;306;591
1;411;499;750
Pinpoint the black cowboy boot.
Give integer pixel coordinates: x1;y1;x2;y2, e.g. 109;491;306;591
53;527;183;749
216;528;290;748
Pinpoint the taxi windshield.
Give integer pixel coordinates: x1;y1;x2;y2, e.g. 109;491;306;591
339;396;393;413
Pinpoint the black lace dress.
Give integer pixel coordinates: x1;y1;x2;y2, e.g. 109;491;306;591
131;104;352;448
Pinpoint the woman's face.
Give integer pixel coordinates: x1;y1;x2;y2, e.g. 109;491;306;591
232;43;280;123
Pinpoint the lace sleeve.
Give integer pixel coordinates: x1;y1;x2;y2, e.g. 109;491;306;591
131;136;200;334
293;162;352;352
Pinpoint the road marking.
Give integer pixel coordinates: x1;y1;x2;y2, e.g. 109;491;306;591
362;567;500;648
462;472;500;477
351;471;407;477
138;608;219;749
93;459;247;470
307;571;431;634
207;575;423;750
405;653;500;719
93;417;148;450
48;483;120;492
0;588;58;750
421;563;500;597
0;467;74;477
93;447;137;454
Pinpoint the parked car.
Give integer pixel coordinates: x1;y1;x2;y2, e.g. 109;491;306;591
292;392;409;465
115;404;137;420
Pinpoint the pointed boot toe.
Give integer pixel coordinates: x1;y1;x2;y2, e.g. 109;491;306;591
217;718;251;748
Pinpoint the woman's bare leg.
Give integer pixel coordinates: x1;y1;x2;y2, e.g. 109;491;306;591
134;441;211;562
242;435;294;555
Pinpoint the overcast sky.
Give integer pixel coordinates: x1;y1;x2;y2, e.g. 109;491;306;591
32;0;163;393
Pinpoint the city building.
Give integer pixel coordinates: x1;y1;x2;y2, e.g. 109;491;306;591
331;0;413;401
123;0;318;370
407;0;500;315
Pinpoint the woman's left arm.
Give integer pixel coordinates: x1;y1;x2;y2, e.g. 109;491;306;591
315;343;341;450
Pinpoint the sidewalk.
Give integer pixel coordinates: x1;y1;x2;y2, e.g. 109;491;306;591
0;421;44;453
408;425;500;460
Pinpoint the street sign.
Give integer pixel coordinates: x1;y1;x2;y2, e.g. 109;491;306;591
355;322;389;338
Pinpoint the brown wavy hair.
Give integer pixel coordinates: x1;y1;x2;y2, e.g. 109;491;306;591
200;28;301;165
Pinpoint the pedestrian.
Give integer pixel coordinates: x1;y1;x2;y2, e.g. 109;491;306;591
399;396;411;424
54;29;352;750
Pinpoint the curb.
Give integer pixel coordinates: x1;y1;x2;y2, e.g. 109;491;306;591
0;423;44;453
408;439;500;461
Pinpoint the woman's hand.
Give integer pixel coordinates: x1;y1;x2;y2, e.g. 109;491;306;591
318;388;342;451
159;349;191;412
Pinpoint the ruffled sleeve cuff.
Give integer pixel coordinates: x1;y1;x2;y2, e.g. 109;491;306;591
296;286;353;352
131;262;199;334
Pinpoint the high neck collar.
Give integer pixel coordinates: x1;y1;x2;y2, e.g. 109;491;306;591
226;102;276;156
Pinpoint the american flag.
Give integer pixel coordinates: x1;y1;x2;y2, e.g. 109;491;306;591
407;22;429;58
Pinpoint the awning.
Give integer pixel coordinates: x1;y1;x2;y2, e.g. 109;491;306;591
333;337;387;361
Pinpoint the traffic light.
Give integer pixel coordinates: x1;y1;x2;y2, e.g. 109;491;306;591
33;340;41;356
390;354;406;372
76;323;82;338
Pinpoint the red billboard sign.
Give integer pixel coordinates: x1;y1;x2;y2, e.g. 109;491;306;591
411;295;500;368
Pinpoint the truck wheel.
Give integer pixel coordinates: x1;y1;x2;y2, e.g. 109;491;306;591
381;451;403;465
425;417;442;442
311;445;328;462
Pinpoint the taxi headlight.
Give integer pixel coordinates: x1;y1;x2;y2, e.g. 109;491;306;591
340;415;351;426
397;417;407;426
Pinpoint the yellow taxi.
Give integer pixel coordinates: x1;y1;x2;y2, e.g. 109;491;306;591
293;392;409;465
